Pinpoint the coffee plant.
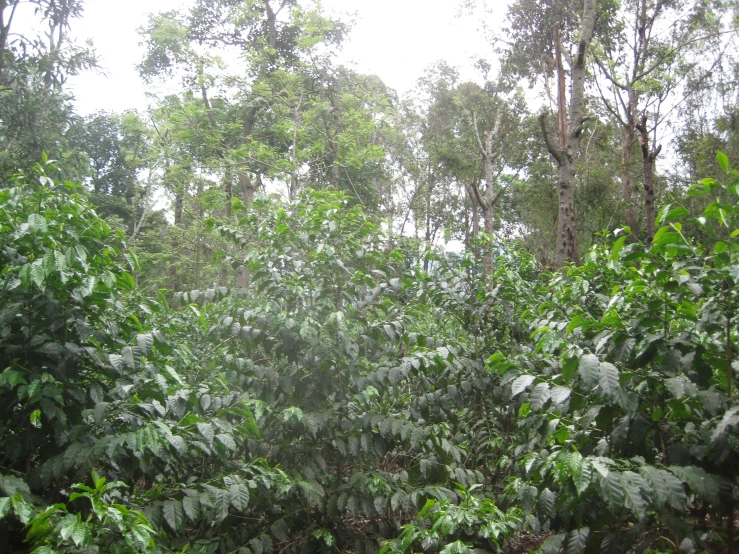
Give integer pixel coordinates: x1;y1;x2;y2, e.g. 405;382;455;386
0;154;736;553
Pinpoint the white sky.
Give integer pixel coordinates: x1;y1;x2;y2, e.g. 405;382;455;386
66;0;505;115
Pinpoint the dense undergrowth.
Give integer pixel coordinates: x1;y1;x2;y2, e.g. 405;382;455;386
0;157;737;553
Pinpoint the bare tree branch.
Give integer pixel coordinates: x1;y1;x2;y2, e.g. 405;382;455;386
538;112;562;164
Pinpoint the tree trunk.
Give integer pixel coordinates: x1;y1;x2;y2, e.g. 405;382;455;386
467;180;481;262
423;170;434;272
219;169;233;287
471;110;504;278
174;187;184;226
0;0;15;82
290;92;302;201
554;27;568;150
330;69;343;190
240;109;256;205
636;115;661;245
540;0;596;268
621;117;639;236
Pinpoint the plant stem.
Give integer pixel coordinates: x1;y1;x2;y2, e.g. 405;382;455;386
727;307;734;554
727;312;733;409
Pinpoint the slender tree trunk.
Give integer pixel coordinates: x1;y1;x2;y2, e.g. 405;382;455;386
0;0;16;82
330;69;343;190
540;0;596;268
174;187;184;226
621;117;639;236
471;110;503;278
636;115;661;245
219;169;233;287
234;110;257;288
555;27;568;150
423;170;434;272
471;186;480;250
290;92;302;201
240;110;256;206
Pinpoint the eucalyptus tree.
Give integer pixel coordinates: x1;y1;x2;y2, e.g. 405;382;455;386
394;62;472;267
504;0;599;267
591;0;729;244
461;78;529;275
292;62;397;210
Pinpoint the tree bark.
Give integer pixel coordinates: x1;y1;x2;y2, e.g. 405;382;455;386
240;109;256;206
470;109;505;278
540;0;596;268
289;91;303;201
636;115;661;245
0;0;18;82
423;169;434;272
330;69;342;190
554;27;568;150
621;112;639;236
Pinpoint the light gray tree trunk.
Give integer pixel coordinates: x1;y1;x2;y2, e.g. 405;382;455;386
539;0;597;268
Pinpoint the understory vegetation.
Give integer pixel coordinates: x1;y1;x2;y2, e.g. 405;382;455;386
0;155;737;553
1;0;739;552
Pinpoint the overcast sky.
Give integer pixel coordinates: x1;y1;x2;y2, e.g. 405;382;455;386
66;0;505;115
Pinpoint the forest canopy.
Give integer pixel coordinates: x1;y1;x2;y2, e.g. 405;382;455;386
0;1;738;553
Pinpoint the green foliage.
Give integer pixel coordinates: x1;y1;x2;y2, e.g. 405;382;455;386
1;152;737;554
494;153;739;553
380;485;522;554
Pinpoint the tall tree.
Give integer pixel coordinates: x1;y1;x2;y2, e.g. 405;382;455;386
505;0;598;267
0;0;95;178
592;0;728;244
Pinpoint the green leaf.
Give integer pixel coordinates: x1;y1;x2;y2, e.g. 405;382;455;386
197;422;215;443
121;347;135;369
28;213;48;234
206;486;230;522
565;527;589;554
639;466;686;511
611;235;627;261
663;207;690;223
297;480;325;504
30;261;45;290
651;229;683;248
619;472;647;521
216;433;237;451
566;314;585;334
711;406;739;443
536;488;555;519
578;354;599;388
166;435;187;455
530;382;551;411
573;459;591;495
182;495;200;521
670;466;720;505
551;386;571;405
229;483;250;512
0;497;11;518
511;375;535;397
714;241;729;254
271;518;288;542
18;264;31;290
61;519;87;547
124;252;140;272
136;334;153;356
596;469;625;513
540;534;566;554
131;524;155;549
598;362;620;397
717;151;729;173
163;499;185;532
